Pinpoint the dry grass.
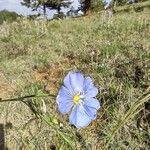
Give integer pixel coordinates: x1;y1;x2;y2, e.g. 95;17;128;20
0;7;150;150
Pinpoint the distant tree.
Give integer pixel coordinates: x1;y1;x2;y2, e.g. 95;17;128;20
81;0;104;15
21;0;71;16
21;0;31;8
82;0;91;15
91;0;104;11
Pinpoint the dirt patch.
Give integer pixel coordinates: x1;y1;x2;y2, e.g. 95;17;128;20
33;59;71;93
0;58;73;99
0;73;16;99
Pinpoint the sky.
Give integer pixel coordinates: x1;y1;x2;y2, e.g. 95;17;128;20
0;0;81;17
0;0;115;17
0;0;38;15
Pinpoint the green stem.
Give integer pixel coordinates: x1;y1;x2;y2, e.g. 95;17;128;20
1;93;73;148
39;114;74;149
0;93;56;103
0;93;74;148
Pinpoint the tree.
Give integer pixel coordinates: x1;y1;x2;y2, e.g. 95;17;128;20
91;0;104;11
81;0;104;15
21;0;31;8
82;0;91;15
21;0;71;16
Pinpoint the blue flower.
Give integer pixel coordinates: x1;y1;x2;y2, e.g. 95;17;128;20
56;71;100;128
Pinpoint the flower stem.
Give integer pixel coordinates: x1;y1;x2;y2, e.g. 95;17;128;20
0;94;56;103
39;114;74;149
0;93;75;148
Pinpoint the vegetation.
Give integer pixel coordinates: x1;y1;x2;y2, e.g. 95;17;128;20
0;1;150;150
0;10;19;25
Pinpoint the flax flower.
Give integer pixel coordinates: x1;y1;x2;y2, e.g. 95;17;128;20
57;71;100;128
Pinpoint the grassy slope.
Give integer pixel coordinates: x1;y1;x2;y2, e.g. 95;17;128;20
0;7;150;150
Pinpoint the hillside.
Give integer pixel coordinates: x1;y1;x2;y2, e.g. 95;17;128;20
0;6;150;150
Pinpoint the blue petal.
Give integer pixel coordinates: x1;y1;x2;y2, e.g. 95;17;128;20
84;98;100;110
69;105;92;128
56;86;73;114
64;71;84;94
84;98;100;119
83;105;97;119
84;77;98;98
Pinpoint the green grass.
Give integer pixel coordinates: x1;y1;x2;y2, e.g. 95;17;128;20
115;1;150;13
0;6;150;150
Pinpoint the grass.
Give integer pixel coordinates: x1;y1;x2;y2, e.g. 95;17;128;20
0;4;150;150
115;1;150;13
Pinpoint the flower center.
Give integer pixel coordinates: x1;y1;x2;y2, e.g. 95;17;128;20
73;95;80;104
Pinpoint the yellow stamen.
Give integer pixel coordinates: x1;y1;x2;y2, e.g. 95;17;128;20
73;95;80;104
